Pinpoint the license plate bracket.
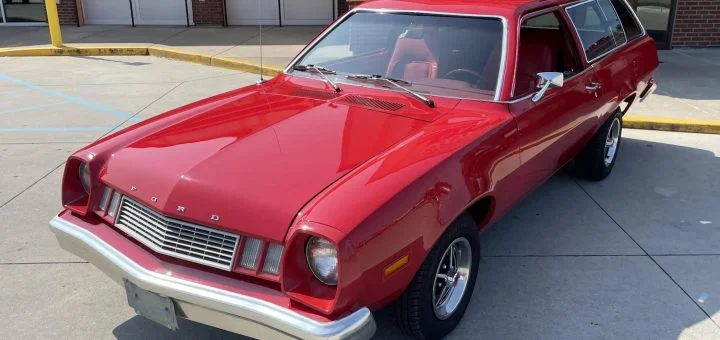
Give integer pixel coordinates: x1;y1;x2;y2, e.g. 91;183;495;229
124;279;179;331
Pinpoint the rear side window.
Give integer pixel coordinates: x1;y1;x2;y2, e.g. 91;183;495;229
566;0;619;61
597;0;627;45
610;0;643;41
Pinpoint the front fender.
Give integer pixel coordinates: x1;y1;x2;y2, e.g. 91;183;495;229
301;105;519;312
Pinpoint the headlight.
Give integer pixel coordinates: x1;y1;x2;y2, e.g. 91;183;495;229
306;237;338;285
78;162;91;194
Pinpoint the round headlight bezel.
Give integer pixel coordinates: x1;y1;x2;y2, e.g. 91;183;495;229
305;236;338;286
78;162;91;194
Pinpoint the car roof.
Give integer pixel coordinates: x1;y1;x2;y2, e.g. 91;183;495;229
356;0;578;18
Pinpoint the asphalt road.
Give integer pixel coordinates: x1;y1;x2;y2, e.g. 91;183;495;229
1;56;719;340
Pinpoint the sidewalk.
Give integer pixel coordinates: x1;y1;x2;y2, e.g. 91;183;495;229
634;48;720;121
1;25;719;125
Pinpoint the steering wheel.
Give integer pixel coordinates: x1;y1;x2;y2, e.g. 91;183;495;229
445;69;483;84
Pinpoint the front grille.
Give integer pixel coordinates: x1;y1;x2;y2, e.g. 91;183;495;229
114;197;240;271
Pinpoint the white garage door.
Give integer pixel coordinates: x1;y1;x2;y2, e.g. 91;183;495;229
227;0;280;25
83;0;192;25
281;0;334;25
132;0;192;25
82;0;131;25
227;0;334;26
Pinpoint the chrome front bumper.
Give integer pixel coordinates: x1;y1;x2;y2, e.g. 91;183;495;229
49;216;375;340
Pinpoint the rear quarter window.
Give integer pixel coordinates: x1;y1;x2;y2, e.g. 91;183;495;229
610;0;643;41
597;0;628;45
566;0;624;61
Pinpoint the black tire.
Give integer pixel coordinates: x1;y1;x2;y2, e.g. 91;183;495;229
395;214;480;339
574;111;623;181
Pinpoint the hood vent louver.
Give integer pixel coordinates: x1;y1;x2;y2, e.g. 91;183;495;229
339;95;406;112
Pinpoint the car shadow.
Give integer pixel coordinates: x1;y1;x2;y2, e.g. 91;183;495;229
113;316;244;340
113;133;720;339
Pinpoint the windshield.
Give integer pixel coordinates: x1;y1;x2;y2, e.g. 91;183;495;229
290;11;505;101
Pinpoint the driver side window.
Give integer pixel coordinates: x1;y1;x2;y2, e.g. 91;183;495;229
513;11;583;98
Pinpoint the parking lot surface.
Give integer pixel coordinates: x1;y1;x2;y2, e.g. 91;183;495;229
0;56;719;340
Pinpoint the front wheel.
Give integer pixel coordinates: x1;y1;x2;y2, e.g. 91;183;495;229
395;214;480;339
574;111;623;181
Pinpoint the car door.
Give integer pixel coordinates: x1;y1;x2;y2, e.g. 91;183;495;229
508;8;606;190
583;0;639;121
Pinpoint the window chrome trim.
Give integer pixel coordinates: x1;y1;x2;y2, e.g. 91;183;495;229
284;8;509;102
564;0;648;65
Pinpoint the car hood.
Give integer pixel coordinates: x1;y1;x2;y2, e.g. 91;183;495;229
101;88;432;242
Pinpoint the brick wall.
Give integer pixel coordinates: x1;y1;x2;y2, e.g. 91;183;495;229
192;0;225;25
58;0;78;25
672;0;720;47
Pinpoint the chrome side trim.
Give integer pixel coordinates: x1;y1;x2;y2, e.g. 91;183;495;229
49;216;375;340
284;8;509;101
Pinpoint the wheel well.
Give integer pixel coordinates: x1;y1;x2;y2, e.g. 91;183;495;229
466;196;495;229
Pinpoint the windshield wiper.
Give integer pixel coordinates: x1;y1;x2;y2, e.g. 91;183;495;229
346;74;434;108
292;64;341;93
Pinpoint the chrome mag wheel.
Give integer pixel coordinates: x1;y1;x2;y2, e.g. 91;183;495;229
604;117;621;166
432;237;473;320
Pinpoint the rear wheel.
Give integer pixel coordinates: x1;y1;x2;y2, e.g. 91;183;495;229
574;111;622;181
395;214;480;339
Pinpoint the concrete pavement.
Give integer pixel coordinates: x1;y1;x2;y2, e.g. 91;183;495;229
1;56;719;339
633;48;720;121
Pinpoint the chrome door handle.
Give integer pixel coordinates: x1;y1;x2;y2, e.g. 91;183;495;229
585;82;602;91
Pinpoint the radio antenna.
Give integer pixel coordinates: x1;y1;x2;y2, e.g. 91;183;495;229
257;0;266;84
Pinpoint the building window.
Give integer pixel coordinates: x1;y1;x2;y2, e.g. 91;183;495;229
1;0;47;24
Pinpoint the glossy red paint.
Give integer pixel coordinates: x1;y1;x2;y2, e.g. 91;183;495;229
56;0;658;325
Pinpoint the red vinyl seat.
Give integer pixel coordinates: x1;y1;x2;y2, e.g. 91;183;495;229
514;30;557;96
478;43;501;90
386;38;438;81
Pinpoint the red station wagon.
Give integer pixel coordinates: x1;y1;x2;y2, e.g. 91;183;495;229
50;0;659;339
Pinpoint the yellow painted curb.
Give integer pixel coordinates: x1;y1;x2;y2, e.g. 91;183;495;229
147;46;212;66
0;45;148;56
146;47;282;77
0;45;283;77
624;116;720;135
212;56;282;77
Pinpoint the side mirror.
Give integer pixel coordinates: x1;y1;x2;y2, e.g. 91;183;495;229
531;72;564;103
